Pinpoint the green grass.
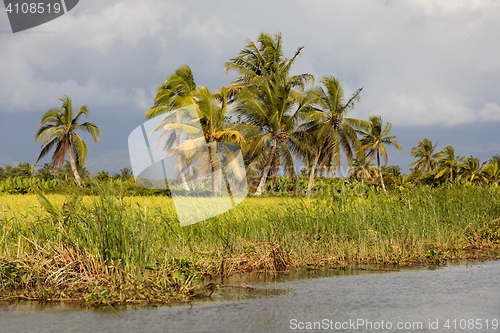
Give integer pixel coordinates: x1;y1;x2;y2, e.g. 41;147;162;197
0;182;499;305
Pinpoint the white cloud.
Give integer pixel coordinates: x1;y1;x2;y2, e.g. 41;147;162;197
478;102;500;122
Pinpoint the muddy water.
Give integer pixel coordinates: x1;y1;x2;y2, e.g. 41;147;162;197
1;261;499;332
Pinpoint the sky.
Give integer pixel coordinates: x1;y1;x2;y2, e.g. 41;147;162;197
0;0;499;175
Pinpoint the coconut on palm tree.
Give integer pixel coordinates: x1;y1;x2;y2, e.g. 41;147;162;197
358;115;402;193
225;32;314;196
410;138;439;175
35;95;101;188
299;76;367;197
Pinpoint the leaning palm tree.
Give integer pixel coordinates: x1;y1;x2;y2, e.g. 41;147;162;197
457;156;484;183
299;76;367;197
434;146;463;182
35;95;101;188
358;115;402;193
410;138;439;175
225;32;314;196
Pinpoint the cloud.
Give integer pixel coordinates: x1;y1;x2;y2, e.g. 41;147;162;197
478;102;500;122
0;0;499;130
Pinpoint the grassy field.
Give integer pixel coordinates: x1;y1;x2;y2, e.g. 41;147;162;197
1;182;499;305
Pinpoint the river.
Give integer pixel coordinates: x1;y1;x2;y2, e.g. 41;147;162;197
1;260;499;332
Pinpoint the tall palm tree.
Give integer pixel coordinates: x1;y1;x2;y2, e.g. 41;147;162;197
434;146;463;182
299;76;367;197
225;32;314;196
457;156;484;183
162;87;247;196
235;74;313;195
223;32;312;101
349;151;378;185
410;138;439;175
358;115;402;193
146;65;199;191
195;86;247;196
35;95;100;188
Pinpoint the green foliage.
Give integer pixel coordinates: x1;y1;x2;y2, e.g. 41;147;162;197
97;170;110;182
0;176;61;194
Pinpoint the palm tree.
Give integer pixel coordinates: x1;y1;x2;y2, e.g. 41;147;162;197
481;155;500;184
161;87;247;196
434;146;463;182
223;32;312;102
299;76;367;197
410;138;439;175
349;151;378;185
146;65;199;191
381;165;402;186
35;95;100;188
225;32;314;196
194;86;247;196
457;156;484;183
358;115;402;193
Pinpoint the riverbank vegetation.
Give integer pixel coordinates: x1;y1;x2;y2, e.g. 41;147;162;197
1;182;499;305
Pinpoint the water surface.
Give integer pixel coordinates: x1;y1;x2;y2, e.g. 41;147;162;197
1;260;499;332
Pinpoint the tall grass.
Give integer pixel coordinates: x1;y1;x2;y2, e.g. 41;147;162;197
0;183;499;304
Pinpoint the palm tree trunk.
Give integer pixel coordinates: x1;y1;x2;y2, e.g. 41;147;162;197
178;159;190;191
377;150;387;194
67;144;84;188
208;144;217;197
254;139;278;196
188;165;198;191
306;146;323;198
176;112;190;191
295;173;300;197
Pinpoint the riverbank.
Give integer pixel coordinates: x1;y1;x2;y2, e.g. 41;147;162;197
1;183;499;305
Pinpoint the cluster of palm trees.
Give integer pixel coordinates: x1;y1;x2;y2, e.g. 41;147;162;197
145;32;403;197
409;138;500;184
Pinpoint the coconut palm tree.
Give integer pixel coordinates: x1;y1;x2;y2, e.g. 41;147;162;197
410;138;439;175
223;32;313;102
457;156;484;183
235;74;313;195
434;146;463;182
163;87;247;196
358;115;402;193
348;151;378;185
35;95;100;188
225;32;314;196
481;155;500;184
299;76;367;197
146;65;200;191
